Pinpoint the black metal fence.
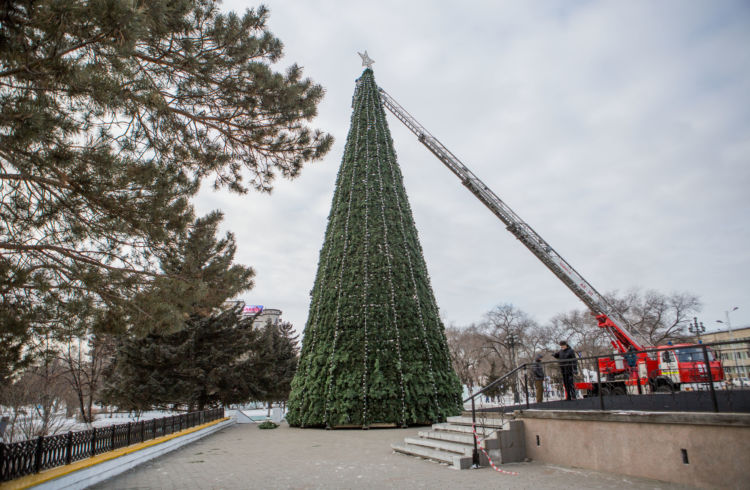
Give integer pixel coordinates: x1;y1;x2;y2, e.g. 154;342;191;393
0;408;224;482
466;339;750;413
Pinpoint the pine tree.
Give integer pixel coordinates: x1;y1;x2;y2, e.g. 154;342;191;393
286;69;462;428
258;320;299;415
128;211;255;335
0;1;332;378
101;213;259;410
101;306;263;411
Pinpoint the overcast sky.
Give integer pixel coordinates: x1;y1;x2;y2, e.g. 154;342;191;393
199;1;750;335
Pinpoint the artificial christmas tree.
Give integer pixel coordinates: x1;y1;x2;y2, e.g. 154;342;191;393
286;66;462;428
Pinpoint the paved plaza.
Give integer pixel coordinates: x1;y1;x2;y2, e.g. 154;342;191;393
91;423;695;489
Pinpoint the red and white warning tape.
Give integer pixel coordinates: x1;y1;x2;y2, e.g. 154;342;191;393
471;425;519;475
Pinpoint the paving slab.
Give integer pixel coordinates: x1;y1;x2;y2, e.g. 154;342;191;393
90;423;696;489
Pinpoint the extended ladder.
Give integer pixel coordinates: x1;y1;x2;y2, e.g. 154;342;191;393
378;87;643;350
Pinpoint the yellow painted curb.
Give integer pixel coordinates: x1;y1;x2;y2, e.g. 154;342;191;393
1;417;231;490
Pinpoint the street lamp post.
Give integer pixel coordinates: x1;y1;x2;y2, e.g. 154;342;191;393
688;317;706;342
506;333;520;404
716;306;743;378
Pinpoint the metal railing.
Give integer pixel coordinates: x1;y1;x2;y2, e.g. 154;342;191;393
462;339;750;466
0;408;224;482
463;365;526;467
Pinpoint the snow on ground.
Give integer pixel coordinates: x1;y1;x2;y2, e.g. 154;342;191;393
2;403;287;442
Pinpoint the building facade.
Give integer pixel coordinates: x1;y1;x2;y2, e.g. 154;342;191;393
221;301;283;329
698;325;750;379
249;308;282;329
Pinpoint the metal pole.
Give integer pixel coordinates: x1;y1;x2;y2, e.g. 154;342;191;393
34;435;44;473
634;352;643;395
65;431;73;465
717;307;743;378
524;365;530;409
91;428;97;457
596;355;604;411
471;397;479;468
689;317;705;343
701;345;719;412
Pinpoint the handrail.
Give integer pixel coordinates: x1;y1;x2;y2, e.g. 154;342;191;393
463;363;528;468
463;364;528;403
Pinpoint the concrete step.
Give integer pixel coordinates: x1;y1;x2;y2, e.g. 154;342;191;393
446;416;508;429
431;422;496;438
403;436;473;456
418;429;474;445
419;429;501;449
396;419;525;470
391;442;473;470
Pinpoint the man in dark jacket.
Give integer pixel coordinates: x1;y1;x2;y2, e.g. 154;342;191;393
553;340;578;400
625;345;637;373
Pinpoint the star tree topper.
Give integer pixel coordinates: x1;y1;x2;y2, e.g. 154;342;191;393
358;50;375;68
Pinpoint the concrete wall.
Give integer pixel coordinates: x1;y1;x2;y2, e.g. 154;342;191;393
519;410;750;489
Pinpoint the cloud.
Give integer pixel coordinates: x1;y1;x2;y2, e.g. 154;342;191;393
207;0;750;334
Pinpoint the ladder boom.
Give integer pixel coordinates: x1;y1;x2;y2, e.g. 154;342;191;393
378;87;643;351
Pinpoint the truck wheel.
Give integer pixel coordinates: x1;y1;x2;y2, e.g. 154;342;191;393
612;386;626;396
655;384;673;393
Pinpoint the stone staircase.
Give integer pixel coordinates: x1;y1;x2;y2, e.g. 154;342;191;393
391;415;525;470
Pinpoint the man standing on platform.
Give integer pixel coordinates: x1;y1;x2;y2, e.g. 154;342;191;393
553;341;578;400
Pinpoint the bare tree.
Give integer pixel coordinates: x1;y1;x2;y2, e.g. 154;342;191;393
609;289;700;345
476;304;540;403
479;304;538;369
445;324;486;393
547;310;610;357
1;380;27;443
547;288;701;352
1;347;72;441
517;323;560;363
60;334;115;424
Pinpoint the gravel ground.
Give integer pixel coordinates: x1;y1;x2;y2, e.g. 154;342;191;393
90;422;696;489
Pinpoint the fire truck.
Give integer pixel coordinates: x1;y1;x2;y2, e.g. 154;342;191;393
377;87;724;396
576;335;725;396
